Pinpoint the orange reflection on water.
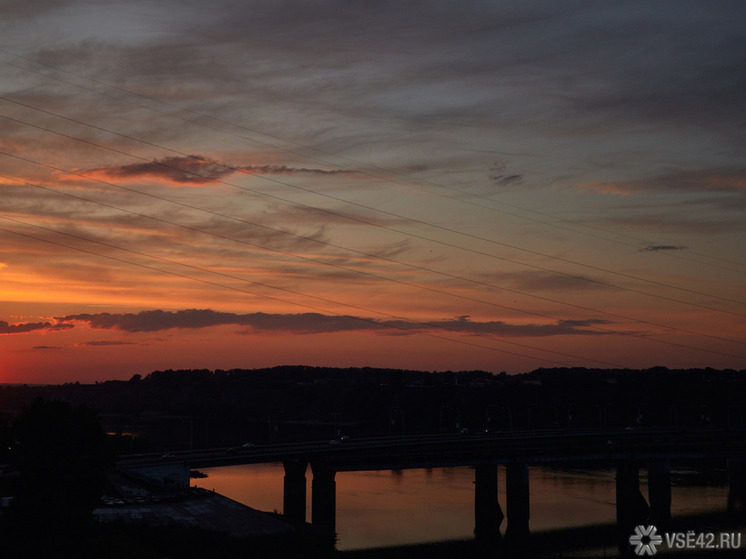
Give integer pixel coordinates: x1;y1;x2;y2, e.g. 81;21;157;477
197;464;729;551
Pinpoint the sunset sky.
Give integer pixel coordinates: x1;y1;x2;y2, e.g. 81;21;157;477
1;1;745;383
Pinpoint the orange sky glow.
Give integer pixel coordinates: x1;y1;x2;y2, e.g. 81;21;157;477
1;2;745;384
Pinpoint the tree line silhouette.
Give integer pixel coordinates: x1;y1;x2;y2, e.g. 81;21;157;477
1;366;743;453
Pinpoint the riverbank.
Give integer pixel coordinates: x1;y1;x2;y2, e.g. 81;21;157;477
337;511;745;559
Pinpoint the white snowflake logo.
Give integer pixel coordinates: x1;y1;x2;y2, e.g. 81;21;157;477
629;525;663;556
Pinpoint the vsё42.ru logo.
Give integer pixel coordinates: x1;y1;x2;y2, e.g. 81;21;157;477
629;525;743;556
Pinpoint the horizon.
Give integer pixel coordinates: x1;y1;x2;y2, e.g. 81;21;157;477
2;363;745;390
1;2;745;384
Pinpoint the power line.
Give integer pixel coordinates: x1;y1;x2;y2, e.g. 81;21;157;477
4;145;745;351
1;106;744;320
0;214;630;368
4;171;742;359
1;47;743;277
0;51;743;368
1;111;744;348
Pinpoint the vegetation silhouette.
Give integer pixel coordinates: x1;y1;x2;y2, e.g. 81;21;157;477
0;399;112;556
0;367;744;451
0;367;743;557
0;398;323;558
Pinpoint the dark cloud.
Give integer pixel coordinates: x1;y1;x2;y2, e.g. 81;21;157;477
56;309;237;332
83;155;235;185
490;174;523;187
55;308;609;338
81;155;356;186
489;161;523;187
77;340;138;346
32;345;63;350
642;245;687;252
0;320;73;334
56;309;387;334
239;165;355;177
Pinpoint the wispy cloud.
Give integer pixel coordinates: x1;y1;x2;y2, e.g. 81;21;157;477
2;1;744;379
582;170;746;196
594;211;746;236
481;271;613;293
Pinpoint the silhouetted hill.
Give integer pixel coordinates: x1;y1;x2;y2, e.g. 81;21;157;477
1;366;744;453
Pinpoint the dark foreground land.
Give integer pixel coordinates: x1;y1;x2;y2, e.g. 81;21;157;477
1;510;743;559
340;526;746;559
0;366;744;557
1;366;744;450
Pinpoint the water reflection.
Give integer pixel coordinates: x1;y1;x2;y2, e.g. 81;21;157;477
197;464;729;551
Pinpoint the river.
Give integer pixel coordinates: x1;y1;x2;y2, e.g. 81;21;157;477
196;463;732;551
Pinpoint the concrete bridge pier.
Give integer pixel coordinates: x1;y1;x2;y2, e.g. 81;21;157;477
505;462;530;543
647;458;671;528
474;463;503;542
728;458;746;515
311;463;337;540
283;459;308;524
616;460;650;554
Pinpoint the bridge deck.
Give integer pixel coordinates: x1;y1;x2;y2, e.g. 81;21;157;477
118;427;746;472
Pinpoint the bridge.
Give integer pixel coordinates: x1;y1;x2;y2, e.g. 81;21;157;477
118;427;746;549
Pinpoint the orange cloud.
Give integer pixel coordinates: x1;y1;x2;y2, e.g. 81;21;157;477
580;181;634;195
580;170;746;196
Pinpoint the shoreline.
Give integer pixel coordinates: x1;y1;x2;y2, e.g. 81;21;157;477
337;510;746;558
